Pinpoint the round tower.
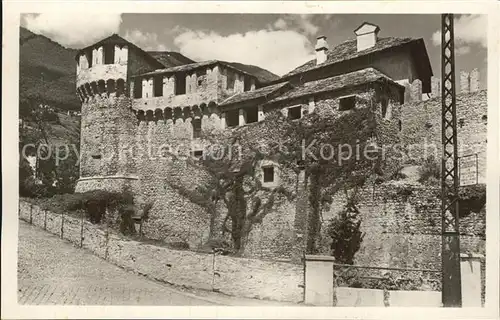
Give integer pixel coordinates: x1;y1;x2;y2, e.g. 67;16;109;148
74;37;138;193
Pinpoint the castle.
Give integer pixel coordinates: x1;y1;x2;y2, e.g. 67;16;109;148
74;22;486;265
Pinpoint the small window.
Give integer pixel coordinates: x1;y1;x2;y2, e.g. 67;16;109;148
153;76;163;97
288;106;302;120
339;96;356;111
245;106;258;124
91;154;102;160
104;44;115;65
197;78;204;87
263;166;274;183
482;115;487;124
192;118;202;138
226;109;239;127
227;70;235;90
192;150;204;159
175;74;186;95
133;79;143;98
398;120;402;131
244;77;252;92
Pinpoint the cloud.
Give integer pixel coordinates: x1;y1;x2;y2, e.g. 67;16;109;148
431;14;487;53
173;29;315;76
124;29;168;51
23;13;122;47
272;14;320;36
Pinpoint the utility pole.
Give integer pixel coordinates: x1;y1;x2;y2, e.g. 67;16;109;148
441;13;462;307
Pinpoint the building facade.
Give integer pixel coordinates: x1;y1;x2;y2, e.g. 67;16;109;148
73;22;486;265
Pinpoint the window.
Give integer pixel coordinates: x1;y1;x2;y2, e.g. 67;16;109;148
482;115;487;124
133;79;143;98
381;98;389;119
86;51;93;68
263;166;274;183
458;118;465;128
192;118;202;138
244;77;252;92
104;44;115;64
192;150;204;159
226;109;239;127
339;96;356;111
245;106;258;124
226;70;235;90
153;76;163;97
91;154;102;160
398;120;402;132
175;74;186;95
288;106;302;120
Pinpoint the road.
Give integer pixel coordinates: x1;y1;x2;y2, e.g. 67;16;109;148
17;221;220;305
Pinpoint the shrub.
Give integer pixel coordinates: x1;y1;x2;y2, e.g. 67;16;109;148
418;155;440;184
326;203;364;265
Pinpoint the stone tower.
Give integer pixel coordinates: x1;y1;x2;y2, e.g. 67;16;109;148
74;35;140;193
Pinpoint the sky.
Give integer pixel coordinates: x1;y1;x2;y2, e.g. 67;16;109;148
22;13;487;87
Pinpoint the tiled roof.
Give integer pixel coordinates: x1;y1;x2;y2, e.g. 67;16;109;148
282;37;420;78
146;51;195;67
220;82;290;106
133;60;260;80
269;68;403;103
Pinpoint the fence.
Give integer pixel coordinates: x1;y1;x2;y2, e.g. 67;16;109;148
18;200;304;303
304;254;483;307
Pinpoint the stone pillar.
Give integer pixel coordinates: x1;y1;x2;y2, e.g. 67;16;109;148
220;112;226;129
281;107;289;118
308;97;316;113
460;71;470;93
92;48;98;66
304;255;335;306
470;68;479;92
250;78;256;91
395;79;411;103
431;76;441;98
97;46;104;65
129;80;135;98
460;253;483;307
238;108;246;126
257;105;265;122
410;79;422;102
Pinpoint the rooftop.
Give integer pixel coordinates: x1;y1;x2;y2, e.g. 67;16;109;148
268;67;403;104
281;37;427;79
220;81;290;106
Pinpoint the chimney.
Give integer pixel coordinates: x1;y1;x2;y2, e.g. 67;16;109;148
354;22;380;52
315;36;328;65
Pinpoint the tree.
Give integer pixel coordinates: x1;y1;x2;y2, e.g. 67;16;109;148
164;119;293;255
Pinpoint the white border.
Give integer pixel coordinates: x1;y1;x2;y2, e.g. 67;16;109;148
2;1;499;319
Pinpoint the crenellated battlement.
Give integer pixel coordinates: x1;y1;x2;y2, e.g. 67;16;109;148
133;101;221;126
76;78;128;103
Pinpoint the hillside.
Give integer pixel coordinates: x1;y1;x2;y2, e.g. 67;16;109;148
20;27;80;111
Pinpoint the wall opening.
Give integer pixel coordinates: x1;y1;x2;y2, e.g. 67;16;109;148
175;74;187;95
85;51;93;68
244;77;252;92
192;118;202;138
153;76;163;97
245;106;259;124
134;78;142;98
104;44;115;64
226;109;239;127
263;166;275;183
381;98;390;119
398;120;402;131
226;70;235;90
288;106;302;120
339;96;356;111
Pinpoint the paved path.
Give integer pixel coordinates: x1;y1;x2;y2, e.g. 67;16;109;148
18;221;220;305
17;221;295;306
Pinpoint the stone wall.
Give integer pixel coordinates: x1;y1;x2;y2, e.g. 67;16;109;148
319;182;486;271
400;88;487;183
18;200;303;303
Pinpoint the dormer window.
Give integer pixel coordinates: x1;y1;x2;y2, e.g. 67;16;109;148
339;96;356;111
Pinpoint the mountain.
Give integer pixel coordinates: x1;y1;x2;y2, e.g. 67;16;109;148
20;27;80;111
